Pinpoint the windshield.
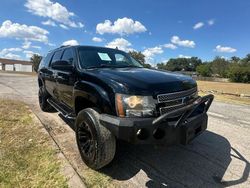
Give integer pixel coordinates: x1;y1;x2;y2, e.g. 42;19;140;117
78;47;143;69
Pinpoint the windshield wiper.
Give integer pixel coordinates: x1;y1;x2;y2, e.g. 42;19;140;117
85;64;115;69
116;65;143;68
85;64;143;69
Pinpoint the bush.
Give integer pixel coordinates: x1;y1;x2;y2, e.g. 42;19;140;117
196;64;212;77
228;65;250;83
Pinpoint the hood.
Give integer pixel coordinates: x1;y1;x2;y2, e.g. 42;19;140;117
83;68;197;96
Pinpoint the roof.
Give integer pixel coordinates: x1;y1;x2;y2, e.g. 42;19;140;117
51;45;125;53
0;58;32;65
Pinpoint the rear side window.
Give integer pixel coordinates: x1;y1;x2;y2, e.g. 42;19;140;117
39;52;53;69
44;52;53;66
61;48;74;64
51;50;63;64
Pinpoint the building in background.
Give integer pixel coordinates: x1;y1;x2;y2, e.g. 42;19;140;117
0;58;33;72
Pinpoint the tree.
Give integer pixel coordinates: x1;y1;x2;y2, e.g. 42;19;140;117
196;63;212;77
241;54;250;66
228;65;250;83
156;63;166;70
160;57;202;71
30;54;42;72
227;54;250;83
230;56;240;63
128;51;145;64
210;56;230;77
128;50;152;68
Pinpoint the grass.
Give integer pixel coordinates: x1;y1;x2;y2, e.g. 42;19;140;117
81;169;116;188
0;99;68;188
197;81;250;105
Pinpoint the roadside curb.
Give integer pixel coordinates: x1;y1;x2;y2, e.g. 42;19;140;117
31;112;86;188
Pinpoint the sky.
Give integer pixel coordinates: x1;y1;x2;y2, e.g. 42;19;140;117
0;0;250;65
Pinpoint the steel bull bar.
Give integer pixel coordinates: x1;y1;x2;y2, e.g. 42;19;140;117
99;94;214;144
153;94;214;128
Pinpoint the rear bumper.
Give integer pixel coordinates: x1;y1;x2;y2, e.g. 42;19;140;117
100;94;213;145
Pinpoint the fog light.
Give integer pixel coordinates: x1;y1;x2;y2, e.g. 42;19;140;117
136;128;149;140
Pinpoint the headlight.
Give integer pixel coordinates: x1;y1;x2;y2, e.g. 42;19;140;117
115;94;156;117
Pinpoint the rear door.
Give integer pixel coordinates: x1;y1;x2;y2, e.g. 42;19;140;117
38;52;54;96
55;48;76;108
49;50;63;100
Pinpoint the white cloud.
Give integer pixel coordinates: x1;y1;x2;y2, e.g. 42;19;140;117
62;40;79;46
208;19;215;26
171;36;195;48
0;20;49;43
48;43;56;47
96;17;147;35
22;41;31;49
32;46;41;49
3;53;21;60
92;37;103;42
23;50;40;59
178;54;191;58
22;41;42;50
0;48;22;56
59;24;69;30
193;22;204;30
162;43;177;49
0;48;22;59
214;45;237;53
106;38;134;52
42;19;57;27
25;0;84;28
142;46;163;63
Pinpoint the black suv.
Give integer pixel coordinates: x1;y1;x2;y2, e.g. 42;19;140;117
38;45;213;169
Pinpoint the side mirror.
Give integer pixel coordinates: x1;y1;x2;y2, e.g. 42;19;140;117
51;60;73;71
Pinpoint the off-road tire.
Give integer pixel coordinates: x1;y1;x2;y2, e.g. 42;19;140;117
38;85;55;112
75;108;116;170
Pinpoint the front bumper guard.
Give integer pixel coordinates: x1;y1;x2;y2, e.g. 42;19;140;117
153;94;214;128
99;94;214;144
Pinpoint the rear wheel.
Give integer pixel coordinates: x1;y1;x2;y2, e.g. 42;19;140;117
75;108;116;170
38;85;54;112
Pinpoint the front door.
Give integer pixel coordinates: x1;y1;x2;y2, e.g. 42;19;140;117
55;48;75;108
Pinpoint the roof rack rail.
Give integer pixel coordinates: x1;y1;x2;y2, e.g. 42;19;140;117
59;45;71;48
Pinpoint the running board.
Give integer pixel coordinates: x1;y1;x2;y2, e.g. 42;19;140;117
47;98;76;120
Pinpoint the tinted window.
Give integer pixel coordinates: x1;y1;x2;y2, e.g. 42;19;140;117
39;57;45;69
61;48;74;64
44;52;53;66
39;52;53;69
51;50;63;64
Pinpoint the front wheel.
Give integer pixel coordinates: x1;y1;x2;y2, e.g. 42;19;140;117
75;108;116;170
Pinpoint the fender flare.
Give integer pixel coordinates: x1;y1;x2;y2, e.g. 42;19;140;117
73;80;114;114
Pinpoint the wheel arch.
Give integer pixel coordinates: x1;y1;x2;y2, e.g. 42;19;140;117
73;81;114;115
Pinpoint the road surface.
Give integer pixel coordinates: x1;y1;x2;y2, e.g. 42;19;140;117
0;72;249;188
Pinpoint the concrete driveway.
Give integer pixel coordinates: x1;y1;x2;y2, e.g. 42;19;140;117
0;72;250;188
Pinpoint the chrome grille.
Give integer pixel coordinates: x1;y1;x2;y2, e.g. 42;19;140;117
157;87;197;103
157;87;197;115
